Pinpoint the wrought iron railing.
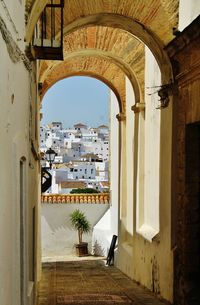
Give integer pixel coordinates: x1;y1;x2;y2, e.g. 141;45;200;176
27;0;64;60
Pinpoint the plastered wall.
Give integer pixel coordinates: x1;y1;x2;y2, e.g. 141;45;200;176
178;0;200;31
41;203;109;258
0;2;39;304
116;59;173;301
92;91;119;256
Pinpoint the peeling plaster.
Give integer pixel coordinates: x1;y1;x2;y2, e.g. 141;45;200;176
0;14;31;71
151;256;160;295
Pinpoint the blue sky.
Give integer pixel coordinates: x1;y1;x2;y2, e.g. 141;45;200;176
41;76;109;128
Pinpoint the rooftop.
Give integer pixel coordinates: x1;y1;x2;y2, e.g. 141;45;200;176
41;193;110;204
60;181;86;189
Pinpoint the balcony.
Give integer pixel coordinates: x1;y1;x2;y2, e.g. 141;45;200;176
27;0;64;60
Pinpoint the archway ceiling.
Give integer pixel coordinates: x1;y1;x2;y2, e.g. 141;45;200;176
63;0;178;44
26;0;179;46
39;26;145;108
31;0;179;111
40;56;126;112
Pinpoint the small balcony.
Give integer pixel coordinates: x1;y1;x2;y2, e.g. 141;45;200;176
27;0;64;60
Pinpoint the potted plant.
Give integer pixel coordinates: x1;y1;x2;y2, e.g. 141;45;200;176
70;209;91;256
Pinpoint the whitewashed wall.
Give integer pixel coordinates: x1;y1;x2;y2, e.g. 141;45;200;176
0;2;37;305
178;0;200;31
136;46;161;241
117;47;173;302
41;203;109;258
92;91;119;257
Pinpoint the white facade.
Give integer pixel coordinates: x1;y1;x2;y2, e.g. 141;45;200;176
178;0;200;31
51;121;62;130
41;203;109;258
92;92;119;256
0;2;39;305
40;122;109;162
80;140;109;161
55;162;96;181
40;122;109;189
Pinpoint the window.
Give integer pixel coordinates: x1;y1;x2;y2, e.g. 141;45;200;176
85;169;87;174
74;169;78;172
70;168;73;172
91;169;94;174
82;176;85;179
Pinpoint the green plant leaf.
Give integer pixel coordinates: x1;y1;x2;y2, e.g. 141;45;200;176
69;209;91;243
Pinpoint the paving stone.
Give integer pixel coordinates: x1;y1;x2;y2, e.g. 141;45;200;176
37;260;169;305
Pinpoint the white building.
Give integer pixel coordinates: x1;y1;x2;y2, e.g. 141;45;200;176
40;122;110;166
51;121;62;130
54;161;96;182
74;122;87;131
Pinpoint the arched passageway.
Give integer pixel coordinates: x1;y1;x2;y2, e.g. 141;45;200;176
40;75;120;261
28;0;174;303
1;1;200;305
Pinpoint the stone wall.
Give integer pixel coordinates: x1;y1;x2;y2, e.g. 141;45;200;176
166;16;200;305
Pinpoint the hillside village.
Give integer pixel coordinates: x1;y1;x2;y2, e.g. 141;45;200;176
40;122;109;194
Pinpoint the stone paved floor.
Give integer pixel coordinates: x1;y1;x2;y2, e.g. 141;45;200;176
37;259;170;305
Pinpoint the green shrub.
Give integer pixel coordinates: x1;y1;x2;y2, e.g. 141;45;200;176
70;188;100;194
70;209;91;244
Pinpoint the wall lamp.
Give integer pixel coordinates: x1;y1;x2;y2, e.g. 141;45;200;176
45;147;56;169
41;148;56;193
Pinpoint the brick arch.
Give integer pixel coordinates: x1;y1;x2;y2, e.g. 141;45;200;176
39;50;141;112
26;2;175;83
39;56;133;114
63;13;173;83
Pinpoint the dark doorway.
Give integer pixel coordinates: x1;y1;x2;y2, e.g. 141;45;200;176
185;123;200;304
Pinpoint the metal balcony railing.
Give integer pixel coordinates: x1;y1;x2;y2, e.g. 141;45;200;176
27;0;64;60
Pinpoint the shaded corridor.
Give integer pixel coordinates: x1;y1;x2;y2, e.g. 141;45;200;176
37;259;170;305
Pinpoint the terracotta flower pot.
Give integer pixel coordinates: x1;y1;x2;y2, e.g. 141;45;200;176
75;242;89;257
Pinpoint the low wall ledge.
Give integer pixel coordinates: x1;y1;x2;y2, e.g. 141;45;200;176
41;193;110;204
